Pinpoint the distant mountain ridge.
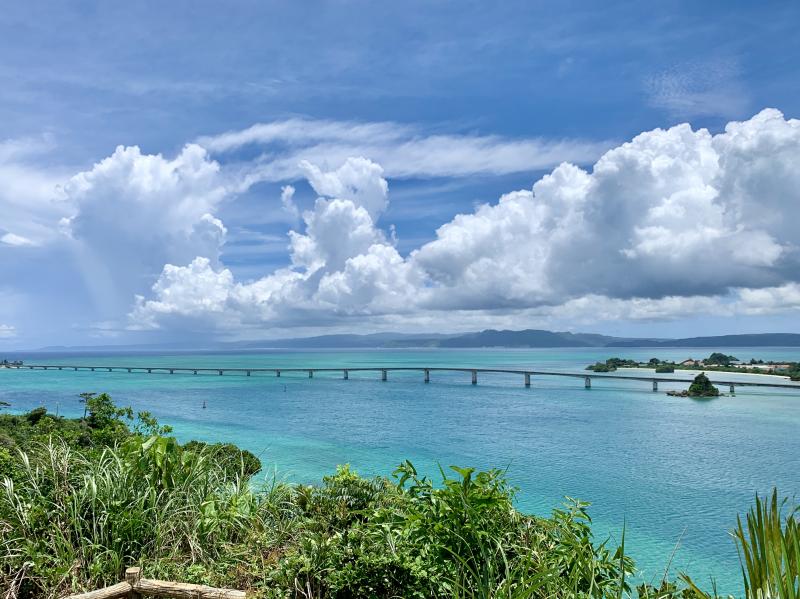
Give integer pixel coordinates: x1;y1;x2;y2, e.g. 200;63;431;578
30;330;800;352
606;333;800;348
388;329;632;348
385;329;800;348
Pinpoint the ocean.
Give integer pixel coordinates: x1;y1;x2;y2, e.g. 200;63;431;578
2;346;799;595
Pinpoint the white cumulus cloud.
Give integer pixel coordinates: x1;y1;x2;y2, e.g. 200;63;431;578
4;110;800;343
414;109;800;308
132;109;800;335
300;157;388;219
131;156;415;330
734;284;800;315
60;144;231;319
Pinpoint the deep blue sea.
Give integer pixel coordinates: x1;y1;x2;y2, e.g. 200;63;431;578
2;347;799;595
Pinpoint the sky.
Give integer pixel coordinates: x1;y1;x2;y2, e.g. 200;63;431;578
1;0;799;348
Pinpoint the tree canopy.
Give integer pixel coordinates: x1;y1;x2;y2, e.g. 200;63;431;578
688;372;720;397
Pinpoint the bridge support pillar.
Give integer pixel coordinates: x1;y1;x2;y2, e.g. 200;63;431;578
382;369;387;381
193;370;197;375
58;367;62;370
472;370;478;385
343;369;349;380
524;373;531;387
424;369;430;383
308;370;313;378
169;369;174;374
127;368;131;373
91;367;95;372
147;369;152;374
652;380;658;392
108;368;112;372
729;384;735;394
218;370;223;376
246;370;251;376
276;370;280;377
584;376;591;389
74;367;78;371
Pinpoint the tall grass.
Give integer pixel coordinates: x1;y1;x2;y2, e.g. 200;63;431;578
0;437;286;597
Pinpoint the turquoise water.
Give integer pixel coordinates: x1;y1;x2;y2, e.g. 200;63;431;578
2;347;800;595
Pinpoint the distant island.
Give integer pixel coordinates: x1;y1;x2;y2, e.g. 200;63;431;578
586;353;800;381
24;330;800;352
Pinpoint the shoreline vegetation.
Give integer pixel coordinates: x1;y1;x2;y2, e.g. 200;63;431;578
1;396;798;598
586;354;800;381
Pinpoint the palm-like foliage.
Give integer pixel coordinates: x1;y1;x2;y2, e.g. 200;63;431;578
681;490;799;599
733;490;799;599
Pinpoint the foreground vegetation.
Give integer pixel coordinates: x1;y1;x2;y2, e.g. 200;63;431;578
1;397;798;598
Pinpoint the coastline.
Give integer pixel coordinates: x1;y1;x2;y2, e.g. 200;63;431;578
616;366;795;380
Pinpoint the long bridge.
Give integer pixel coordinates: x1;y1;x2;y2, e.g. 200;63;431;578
8;364;800;393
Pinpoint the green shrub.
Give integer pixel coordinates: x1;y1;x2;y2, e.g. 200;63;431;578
183;440;262;479
0;447;21;481
687;373;719;397
0;431;16;452
605;358;639;369
25;406;48;425
705;353;738;366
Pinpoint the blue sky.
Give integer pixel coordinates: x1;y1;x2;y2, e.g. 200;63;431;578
1;1;799;347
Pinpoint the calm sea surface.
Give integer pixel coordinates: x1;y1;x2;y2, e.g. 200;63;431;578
2;347;799;595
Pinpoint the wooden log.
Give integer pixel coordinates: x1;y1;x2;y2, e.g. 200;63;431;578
64;581;132;599
134;578;246;599
126;567;142;599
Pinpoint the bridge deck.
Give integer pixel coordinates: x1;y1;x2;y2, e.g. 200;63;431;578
7;364;800;390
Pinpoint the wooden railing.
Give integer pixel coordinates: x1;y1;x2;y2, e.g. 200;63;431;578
64;567;246;599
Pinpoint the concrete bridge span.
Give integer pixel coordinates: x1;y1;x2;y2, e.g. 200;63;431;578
10;364;800;393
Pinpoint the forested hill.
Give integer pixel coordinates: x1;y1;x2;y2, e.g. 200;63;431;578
605;333;800;348
30;331;800;352
254;330;800;349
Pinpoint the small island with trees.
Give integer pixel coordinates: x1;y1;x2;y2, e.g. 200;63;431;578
586;353;800;380
666;372;721;397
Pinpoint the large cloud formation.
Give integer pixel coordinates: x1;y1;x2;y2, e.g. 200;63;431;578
0;142;230;341
130;156;419;331
131;109;800;334
61;144;230;321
